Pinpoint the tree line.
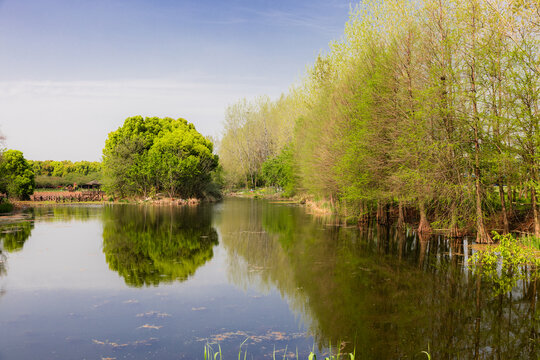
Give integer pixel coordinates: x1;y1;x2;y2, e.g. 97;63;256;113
219;0;540;242
30;160;101;177
30;160;102;188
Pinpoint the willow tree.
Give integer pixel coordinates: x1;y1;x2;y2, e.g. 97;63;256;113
220;97;274;188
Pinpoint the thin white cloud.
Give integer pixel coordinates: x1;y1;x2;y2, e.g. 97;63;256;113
0;79;279;98
0;79;284;161
239;6;344;33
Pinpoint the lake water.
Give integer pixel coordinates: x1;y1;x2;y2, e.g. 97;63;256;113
0;198;537;359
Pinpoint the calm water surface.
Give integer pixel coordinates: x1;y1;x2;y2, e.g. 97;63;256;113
0;198;537;359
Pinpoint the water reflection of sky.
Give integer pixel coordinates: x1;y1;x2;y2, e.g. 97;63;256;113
0;205;314;360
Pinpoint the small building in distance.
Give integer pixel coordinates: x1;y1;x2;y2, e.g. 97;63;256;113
80;180;102;190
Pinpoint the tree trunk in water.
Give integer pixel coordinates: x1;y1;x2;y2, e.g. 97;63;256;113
474;274;482;360
329;193;336;213
418;232;429;268
499;182;510;234
449;202;459;238
532;188;540;237
358;201;369;226
376;201;388;225
474;133;491;244
418;201;432;234
397;201;405;229
475;174;491;243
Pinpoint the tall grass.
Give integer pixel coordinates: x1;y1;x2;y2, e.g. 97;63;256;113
203;342;357;360
202;342;434;359
521;235;540;251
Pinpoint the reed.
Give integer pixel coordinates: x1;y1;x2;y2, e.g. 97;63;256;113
203;342;357;360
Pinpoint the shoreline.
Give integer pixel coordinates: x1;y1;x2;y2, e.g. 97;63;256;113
3;191;539;243
227;187;540;241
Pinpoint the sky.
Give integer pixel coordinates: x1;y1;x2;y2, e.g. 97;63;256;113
0;0;352;161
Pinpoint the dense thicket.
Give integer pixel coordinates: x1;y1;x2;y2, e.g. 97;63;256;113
219;0;540;241
102;116;219;199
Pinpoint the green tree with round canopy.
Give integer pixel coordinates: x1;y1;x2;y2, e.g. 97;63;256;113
0;150;35;200
102;116;218;198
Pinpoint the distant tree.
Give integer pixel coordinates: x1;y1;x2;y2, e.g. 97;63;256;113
0;131;5;191
260;145;296;195
102;116;218;198
0;150;35;200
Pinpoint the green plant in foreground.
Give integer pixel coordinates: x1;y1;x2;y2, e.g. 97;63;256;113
204;342;222;360
469;232;540;295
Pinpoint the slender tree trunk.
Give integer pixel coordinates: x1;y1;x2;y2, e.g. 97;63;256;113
358;201;369;225
377;200;388;225
499;182;510;234
507;184;514;214
474;274;482;360
449;202;459;237
474;144;491;243
418;200;432;234
397;200;405;229
532;187;540;237
418;232;429;268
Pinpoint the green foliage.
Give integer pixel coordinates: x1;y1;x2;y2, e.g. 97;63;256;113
0;150;35;200
34;172;102;189
30;160;102;177
0;199;13;213
102;116;219;199
469;232;540;295
260;145;297;196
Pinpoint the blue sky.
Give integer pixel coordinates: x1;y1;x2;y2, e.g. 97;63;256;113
0;0;352;161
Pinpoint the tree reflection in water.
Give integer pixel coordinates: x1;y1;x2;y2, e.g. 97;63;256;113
218;198;539;359
0;221;34;253
0;216;35;298
102;204;218;287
